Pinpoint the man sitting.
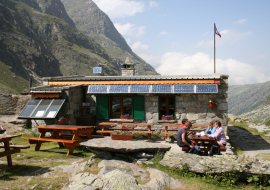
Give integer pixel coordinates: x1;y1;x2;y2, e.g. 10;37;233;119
176;121;194;150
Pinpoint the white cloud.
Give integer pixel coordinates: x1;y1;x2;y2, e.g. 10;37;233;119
149;1;159;8
139;53;161;68
94;0;144;19
160;31;169;35
131;41;149;53
114;23;145;37
234;19;248;24
196;29;252;47
156;52;270;85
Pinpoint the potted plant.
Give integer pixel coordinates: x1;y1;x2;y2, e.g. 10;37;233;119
111;130;133;140
64;113;71;121
58;116;66;124
161;115;174;120
209;100;217;107
120;113;132;119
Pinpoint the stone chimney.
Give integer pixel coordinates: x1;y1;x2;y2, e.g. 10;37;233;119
121;57;136;77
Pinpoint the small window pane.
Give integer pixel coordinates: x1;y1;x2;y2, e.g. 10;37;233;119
168;97;175;116
111;97;121;118
123;97;132;115
160;97;166;119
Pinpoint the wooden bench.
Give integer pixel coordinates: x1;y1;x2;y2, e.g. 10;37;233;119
0;145;30;149
58;133;104;139
181;146;227;153
98;123;154;139
21;137;80;144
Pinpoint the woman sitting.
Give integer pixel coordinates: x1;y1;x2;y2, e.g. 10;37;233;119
177;121;194;149
179;119;188;129
205;120;226;147
204;121;216;134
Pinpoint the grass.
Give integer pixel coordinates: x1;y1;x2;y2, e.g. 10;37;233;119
0;134;95;189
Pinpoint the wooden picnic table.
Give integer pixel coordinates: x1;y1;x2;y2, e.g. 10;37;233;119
161;123;208;141
97;122;154;139
21;125;96;156
0;134;30;167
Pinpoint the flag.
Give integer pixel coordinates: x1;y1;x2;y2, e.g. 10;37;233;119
214;26;221;38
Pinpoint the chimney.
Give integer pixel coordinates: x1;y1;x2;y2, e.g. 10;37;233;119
121;57;136;76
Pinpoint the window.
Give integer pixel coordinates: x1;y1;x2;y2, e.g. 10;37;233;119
110;96;132;118
159;96;175;119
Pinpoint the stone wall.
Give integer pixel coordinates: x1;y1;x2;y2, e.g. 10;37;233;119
0;94;31;115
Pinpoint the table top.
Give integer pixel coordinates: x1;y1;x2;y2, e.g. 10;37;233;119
162;123;208;127
192;135;215;141
34;125;97;130
0;134;21;141
99;122;153;126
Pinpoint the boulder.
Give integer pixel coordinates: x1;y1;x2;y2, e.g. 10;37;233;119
81;137;171;153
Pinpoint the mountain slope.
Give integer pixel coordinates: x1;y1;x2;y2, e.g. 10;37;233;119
61;0;158;75
228;81;270;115
241;95;270;126
0;0;120;94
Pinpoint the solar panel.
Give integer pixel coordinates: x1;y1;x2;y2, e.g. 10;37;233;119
18;99;41;118
93;67;102;73
152;85;172;93
44;99;65;118
196;84;218;93
30;99;53;117
88;85;108;93
174;85;195;93
130;85;150;93
109;85;129;93
18;98;65;119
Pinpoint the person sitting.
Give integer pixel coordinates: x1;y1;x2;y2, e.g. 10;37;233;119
205;120;226;147
177;121;194;150
179;119;188;129
204;121;216;135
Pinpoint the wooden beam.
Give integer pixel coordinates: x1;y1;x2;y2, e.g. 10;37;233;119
49;80;216;86
32;93;60;98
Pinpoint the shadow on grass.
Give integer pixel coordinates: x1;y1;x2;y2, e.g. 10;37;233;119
38;146;94;157
0;164;50;181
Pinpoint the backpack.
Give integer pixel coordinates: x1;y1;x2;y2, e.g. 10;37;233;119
209;145;221;156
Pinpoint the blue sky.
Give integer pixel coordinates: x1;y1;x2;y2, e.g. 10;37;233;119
93;0;270;85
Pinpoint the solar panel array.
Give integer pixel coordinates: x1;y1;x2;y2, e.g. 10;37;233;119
88;85;108;93
87;84;218;93
109;85;129;93
152;85;172;93
18;99;65;119
130;85;150;93
174;85;195;93
196;84;218;93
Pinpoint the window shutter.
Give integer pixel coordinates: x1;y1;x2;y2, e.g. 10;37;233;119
96;95;109;119
132;95;145;120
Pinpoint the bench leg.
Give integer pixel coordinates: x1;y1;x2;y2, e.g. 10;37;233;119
58;142;64;148
67;147;75;156
35;142;42;151
4;142;12;167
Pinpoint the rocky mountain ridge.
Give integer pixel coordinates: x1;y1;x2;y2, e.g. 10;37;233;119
0;0;157;94
228;80;270;115
61;0;158;75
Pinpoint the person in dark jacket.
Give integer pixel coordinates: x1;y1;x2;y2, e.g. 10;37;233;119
177;121;193;149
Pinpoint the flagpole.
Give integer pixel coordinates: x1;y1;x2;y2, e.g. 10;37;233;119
214;23;216;73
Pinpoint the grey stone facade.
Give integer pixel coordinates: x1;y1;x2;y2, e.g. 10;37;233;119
121;68;135;77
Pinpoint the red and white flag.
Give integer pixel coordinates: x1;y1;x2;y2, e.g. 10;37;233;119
215;26;221;38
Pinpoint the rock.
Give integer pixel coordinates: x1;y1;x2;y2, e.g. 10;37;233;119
134;152;154;158
145;168;182;189
81;137;171;153
101;170;141;190
71;173;97;185
86;148;112;159
58;161;87;176
160;152;270;175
